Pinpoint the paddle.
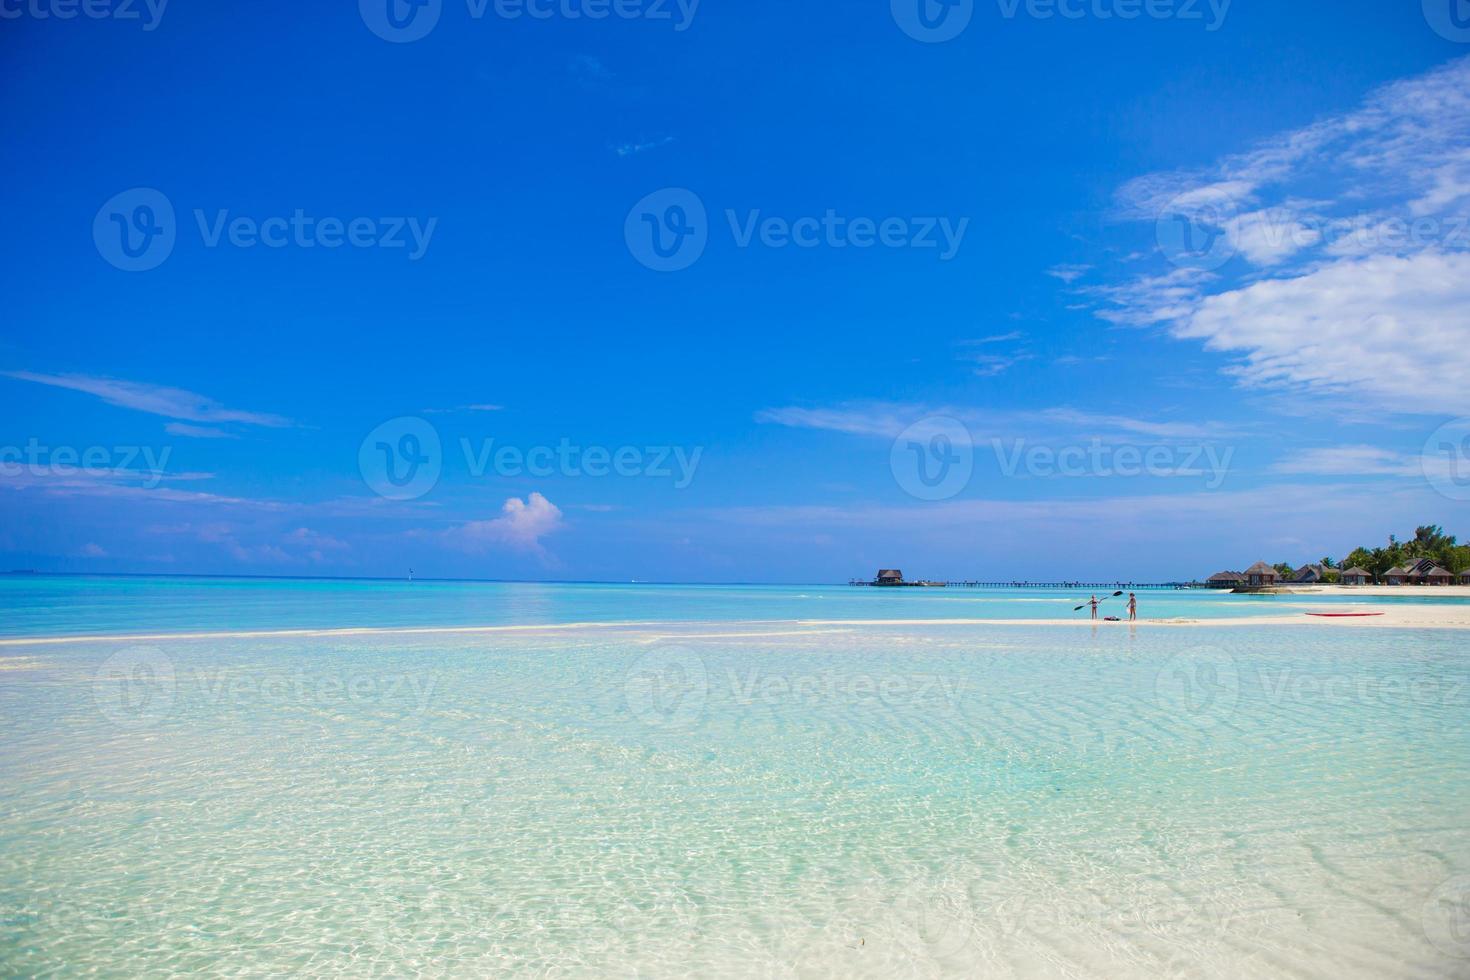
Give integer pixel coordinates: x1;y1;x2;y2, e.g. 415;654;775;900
1073;591;1123;612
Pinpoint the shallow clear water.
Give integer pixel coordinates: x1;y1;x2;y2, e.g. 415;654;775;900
1;580;1468;977
3;573;1463;638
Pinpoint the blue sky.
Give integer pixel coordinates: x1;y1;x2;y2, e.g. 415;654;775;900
2;0;1469;582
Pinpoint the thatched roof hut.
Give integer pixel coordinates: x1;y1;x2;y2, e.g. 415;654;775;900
1245;561;1279;586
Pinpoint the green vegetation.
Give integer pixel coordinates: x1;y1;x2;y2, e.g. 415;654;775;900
1339;525;1470;581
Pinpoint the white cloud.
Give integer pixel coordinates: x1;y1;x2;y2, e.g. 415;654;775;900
1224;208;1321;265
3;371;292;427
1176;251;1470;411
447;492;565;556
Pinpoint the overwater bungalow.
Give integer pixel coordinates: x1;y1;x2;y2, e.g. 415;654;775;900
1207;570;1246;587
1244;561;1280;587
1340;567;1372;586
873;569;905;586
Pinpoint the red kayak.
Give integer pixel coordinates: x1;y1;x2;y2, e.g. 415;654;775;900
1306;612;1384;618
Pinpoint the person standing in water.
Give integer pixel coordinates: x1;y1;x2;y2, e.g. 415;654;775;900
1128;593;1137;621
1089;595;1099;620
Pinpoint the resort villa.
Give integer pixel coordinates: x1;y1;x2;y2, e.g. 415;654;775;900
1384;558;1455;585
873;569;905;586
1206;560;1463;588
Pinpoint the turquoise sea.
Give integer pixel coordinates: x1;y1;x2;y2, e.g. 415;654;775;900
1;575;1468;976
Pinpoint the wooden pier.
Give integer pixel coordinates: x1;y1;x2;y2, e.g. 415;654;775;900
849;580;1198;590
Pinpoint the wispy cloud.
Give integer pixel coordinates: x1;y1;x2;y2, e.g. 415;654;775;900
1096;56;1470;414
422;403;504;415
1046;263;1092;283
3;371;293;427
1271;445;1423;477
956;332;1033;377
757;401;1232;443
615;136;676;157
164;423;237;439
754;403;926;439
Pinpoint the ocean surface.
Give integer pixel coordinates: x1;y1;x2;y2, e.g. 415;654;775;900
1;576;1468;977
4;573;1468;638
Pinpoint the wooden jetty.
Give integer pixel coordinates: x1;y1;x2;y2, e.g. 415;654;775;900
849;579;1197;590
